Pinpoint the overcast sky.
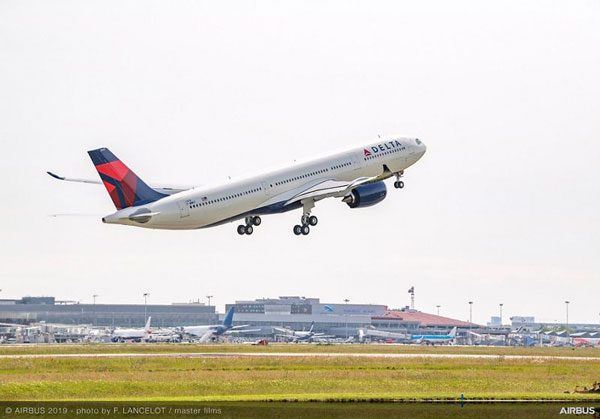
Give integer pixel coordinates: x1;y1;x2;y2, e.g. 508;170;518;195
1;0;598;324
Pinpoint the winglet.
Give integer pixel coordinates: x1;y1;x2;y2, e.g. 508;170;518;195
47;171;65;180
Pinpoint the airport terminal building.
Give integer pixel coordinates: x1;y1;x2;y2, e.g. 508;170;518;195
225;296;386;337
224;296;473;338
0;297;217;327
1;295;475;338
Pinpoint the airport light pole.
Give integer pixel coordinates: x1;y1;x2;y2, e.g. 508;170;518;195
207;295;213;307
436;305;441;316
143;293;149;323
565;301;570;332
344;298;350;339
499;303;503;326
468;301;473;325
93;294;98;305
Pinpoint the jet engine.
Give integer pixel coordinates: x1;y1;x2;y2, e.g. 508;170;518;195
343;181;387;208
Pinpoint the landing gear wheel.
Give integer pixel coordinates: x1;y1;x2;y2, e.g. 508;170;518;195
252;216;262;226
293;225;302;235
245;225;253;235
301;225;310;235
394;181;404;189
237;225;246;235
308;216;318;226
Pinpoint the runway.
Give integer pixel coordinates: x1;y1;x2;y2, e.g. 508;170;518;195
1;352;599;361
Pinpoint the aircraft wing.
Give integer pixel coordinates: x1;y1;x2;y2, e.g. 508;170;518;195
272;327;291;334
47;171;192;195
229;324;251;330
225;328;262;335
283;176;380;206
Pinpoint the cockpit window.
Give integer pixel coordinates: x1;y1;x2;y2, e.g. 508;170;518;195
415;138;422;145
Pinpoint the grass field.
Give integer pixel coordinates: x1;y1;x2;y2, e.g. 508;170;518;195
1;343;599;357
1;344;600;402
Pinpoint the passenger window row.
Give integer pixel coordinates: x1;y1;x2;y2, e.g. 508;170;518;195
274;168;330;186
189;187;262;209
331;162;351;170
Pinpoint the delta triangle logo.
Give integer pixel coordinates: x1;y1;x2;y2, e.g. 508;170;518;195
363;149;371;157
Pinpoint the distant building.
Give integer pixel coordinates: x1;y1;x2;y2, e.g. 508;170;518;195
226;296;385;337
488;316;501;327
382;308;478;331
226;297;476;337
510;316;599;333
0;297;217;327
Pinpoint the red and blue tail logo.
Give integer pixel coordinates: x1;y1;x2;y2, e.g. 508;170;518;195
88;148;166;210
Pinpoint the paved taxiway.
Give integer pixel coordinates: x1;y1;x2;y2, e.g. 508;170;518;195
1;352;599;361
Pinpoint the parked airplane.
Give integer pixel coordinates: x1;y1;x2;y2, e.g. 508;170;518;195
572;337;600;347
111;317;151;342
145;328;181;343
410;327;457;345
273;321;334;342
181;307;259;342
358;327;409;342
48;136;426;235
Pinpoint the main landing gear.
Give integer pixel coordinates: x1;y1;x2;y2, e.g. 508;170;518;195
237;216;261;235
293;214;318;236
393;171;405;189
293;199;317;236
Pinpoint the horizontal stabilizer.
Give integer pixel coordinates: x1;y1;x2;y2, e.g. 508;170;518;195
47;171;192;196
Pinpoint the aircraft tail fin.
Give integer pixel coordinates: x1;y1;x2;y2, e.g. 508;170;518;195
223;307;235;328
449;327;457;338
87;148;166;210
144;316;152;332
309;321;315;333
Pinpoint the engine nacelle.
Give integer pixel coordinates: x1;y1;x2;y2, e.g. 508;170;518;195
343;181;387;208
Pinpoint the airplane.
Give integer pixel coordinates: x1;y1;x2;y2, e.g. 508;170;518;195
466;330;507;346
572;337;600;347
111;317;151;342
181;307;260;342
47;136;426;236
358;327;410;343
273;321;334;342
410;327;457;345
144;328;181;343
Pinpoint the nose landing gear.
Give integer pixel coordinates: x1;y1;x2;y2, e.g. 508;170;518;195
393;171;405;189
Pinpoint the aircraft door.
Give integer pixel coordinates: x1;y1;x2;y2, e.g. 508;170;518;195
177;200;190;218
261;180;271;197
352;153;363;171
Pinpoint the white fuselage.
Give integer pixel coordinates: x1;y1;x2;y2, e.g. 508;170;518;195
102;137;426;230
111;328;148;340
182;325;218;337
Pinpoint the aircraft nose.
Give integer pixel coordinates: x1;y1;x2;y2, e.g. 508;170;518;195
415;138;426;155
